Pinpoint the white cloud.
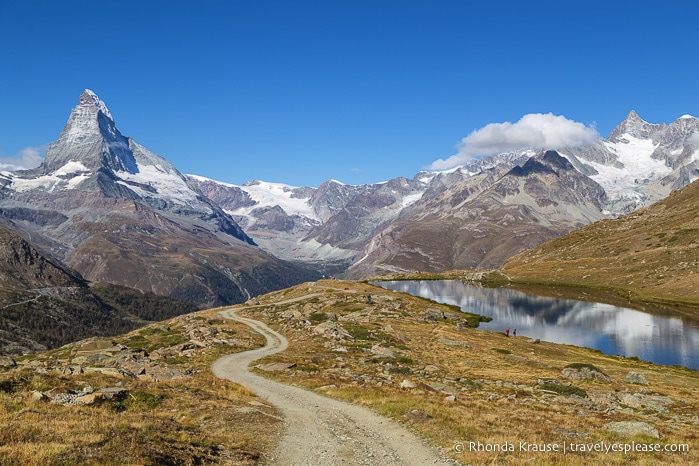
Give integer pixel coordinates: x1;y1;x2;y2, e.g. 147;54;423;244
430;113;600;170
689;132;699;145
0;146;45;171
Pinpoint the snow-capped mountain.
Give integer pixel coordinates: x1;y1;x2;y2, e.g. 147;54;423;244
560;110;699;214
187;175;429;265
0;90;320;307
3;90;697;287
187;111;698;278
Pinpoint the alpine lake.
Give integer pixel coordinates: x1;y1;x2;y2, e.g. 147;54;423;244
372;280;699;370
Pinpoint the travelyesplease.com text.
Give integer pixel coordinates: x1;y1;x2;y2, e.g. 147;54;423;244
455;440;690;455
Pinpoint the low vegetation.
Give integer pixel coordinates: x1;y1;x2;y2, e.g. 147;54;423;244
0;314;279;465
1;279;697;465
242;280;699;465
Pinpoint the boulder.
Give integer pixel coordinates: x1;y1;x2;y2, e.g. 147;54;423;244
623;371;648;385
602;421;660;438
400;379;417;389
0;356;16;368
561;366;612;382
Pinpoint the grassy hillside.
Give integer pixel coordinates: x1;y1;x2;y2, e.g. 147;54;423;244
2;280;695;465
498;179;699;313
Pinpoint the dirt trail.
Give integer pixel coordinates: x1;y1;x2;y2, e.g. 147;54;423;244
211;303;455;466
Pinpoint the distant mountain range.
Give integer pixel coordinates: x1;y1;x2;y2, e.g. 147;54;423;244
1;91;698;300
189;110;699;277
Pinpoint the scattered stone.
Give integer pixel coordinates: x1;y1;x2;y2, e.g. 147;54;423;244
400;379;417;389
455;321;470;330
602;421;660;438
405;409;432;423
370;345;395;358
437;338;470;348
257;362;296;371
444;395;456;402
623;371;649;385
527;338;541;344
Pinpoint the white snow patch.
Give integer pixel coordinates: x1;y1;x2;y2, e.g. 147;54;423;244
54;161;89;176
236;181;319;221
580;134;671;200
10;160;91;192
400;192;424;208
116;162;206;209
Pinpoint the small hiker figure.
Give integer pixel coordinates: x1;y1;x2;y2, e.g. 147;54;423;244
367;294;372;303
505;327;510;337
513;329;517;339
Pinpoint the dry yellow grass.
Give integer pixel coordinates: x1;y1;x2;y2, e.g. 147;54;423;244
0;316;281;465
1;278;697;465
241;280;699;466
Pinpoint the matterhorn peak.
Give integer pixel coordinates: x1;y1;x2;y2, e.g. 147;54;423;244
40;89;135;174
78;89;113;120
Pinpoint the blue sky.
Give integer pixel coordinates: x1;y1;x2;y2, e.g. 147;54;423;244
1;0;697;187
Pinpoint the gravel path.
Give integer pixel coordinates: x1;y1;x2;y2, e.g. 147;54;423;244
211;305;455;466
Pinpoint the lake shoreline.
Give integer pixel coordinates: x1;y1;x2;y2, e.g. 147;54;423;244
373;278;699;370
369;271;699;323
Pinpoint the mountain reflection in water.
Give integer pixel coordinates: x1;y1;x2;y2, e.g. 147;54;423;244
374;280;699;370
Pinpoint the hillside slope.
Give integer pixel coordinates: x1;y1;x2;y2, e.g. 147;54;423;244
499;179;699;306
0;224;198;355
2;280;697;465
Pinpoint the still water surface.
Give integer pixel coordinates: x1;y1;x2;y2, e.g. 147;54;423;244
374;280;699;370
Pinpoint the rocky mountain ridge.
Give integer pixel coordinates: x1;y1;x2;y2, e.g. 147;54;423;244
191;111;698;277
2;91;697;291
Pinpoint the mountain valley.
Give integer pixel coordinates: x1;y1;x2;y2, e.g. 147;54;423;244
0;90;698;355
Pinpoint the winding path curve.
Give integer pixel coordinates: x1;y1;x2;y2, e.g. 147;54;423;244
211;302;454;465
